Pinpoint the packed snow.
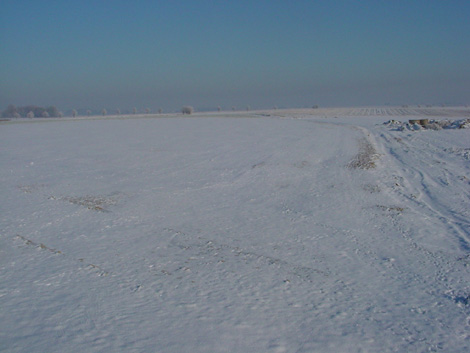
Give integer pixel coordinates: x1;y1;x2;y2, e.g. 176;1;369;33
1;109;470;352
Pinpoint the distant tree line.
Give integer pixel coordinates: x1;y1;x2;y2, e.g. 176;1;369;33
1;105;168;118
1;104;60;118
2;104;286;118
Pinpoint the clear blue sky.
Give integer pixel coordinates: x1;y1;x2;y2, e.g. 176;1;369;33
1;0;469;111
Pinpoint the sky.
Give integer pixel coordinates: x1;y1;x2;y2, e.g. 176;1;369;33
1;0;469;112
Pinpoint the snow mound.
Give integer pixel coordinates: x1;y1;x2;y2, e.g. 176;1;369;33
383;118;470;131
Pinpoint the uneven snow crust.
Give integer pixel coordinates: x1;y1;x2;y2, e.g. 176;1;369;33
1;112;470;352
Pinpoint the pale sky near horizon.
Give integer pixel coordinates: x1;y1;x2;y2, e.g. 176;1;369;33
1;0;469;112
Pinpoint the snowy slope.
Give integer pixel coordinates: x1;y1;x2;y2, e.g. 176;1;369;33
1;112;469;352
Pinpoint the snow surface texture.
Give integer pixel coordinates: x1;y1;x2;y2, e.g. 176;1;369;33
1;109;470;352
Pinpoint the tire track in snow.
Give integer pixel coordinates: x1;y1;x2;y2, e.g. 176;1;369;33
330;123;470;317
378;131;470;251
370;129;470;316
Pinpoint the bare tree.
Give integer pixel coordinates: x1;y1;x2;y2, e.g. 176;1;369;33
158;108;163;114
27;111;34;118
41;111;49;118
2;104;17;118
182;106;194;115
133;107;137;115
46;106;59;117
86;110;91;117
116;108;121;115
72;109;78;117
102;109;107;116
217;106;221;112
145;108;151;114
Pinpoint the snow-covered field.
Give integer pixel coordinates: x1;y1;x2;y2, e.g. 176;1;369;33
1;109;470;352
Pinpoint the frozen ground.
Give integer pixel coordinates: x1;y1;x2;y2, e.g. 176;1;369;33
1;109;470;352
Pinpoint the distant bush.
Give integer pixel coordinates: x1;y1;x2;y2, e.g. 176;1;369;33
182;106;194;115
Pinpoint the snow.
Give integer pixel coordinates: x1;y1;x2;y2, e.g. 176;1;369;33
1;110;470;352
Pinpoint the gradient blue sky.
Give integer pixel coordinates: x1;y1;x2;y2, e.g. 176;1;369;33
1;0;469;111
